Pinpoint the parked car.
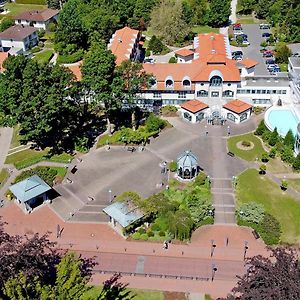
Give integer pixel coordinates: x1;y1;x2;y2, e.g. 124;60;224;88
267;64;280;72
262;32;272;38
292;52;300;57
242;40;250;45
233;55;243;61
259;24;271;29
232;50;243;57
144;58;155;64
266;59;275;65
262;50;273;57
233;27;243;34
233;23;242;29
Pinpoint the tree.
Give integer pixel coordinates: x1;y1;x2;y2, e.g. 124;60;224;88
238;202;265;224
148;35;165;54
284;129;295;148
268;127;279;146
47;0;62;9
0;17;14;32
81;41;121;134
255;0;276;19
150;0;190;45
208;0;231;27
293;152;300;170
96;273;134;300
280;146;294;163
255;120;267;135
116;60;151;130
238;0;258;14
129;0;158;28
275;42;292;63
227;247;300;299
187;0;208;25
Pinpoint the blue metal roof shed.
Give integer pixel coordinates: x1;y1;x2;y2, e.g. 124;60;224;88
103;202;144;228
9;175;51;203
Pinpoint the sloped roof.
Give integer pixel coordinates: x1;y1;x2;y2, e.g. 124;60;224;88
103;201;144;228
181;100;208;113
196;32;227;57
177;150;198;169
108;26;139;65
0;25;37;40
14;9;59;22
67;64;82;81
238;58;259;69
0;52;9;72
175;48;194;57
223;99;252;114
9;175;51;203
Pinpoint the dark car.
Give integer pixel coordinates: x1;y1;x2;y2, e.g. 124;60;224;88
232;50;243;57
263;51;273;58
266;59;275;65
262;32;272;38
259;24;270;30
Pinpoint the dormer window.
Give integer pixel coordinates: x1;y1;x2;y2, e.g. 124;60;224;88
183;79;191;86
166;79;173;87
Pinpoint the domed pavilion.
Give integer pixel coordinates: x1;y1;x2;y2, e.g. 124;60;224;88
177;150;199;180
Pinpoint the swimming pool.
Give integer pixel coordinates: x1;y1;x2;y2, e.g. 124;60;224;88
265;108;300;137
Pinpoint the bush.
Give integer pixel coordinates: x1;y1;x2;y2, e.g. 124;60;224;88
160;105;178;116
168;57;177;63
137;227;146;234
259;164;267;174
193;172;207;186
262;130;271;142
255;120;268;136
281;146;294;164
16;0;46;4
151;223;160;231
261;152;269;162
132;232;141;240
57;50;84;64
0;17;14;33
238;202;265;224
268;127;279;146
145;113;166;132
241;140;251;147
140;233;148;241
269;147;277;158
147;230;154;237
47;22;57;32
38;30;45;40
148;35;165;54
293;153;300;170
116;191;142;207
158;231;165;237
31;46;42;53
259;213;281;245
169;161;177;172
283;129;295;149
281;180;288;189
14;167;58;187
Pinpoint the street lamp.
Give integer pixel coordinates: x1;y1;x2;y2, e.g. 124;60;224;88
207;175;211;188
227;125;230;136
244;241;249;260
211;263;218;282
210;239;216;257
108;189;112;203
205;125;208;136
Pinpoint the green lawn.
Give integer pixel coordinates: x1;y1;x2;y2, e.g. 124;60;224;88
4;3;47;17
0;168;9;188
237;168;300;244
192;25;219;34
286;179;300;194
279;63;288;72
236;16;256;24
33;50;54;64
267;157;293;174
227;133;266;161
5;148;72;170
82;286;163;300
10;125;21;149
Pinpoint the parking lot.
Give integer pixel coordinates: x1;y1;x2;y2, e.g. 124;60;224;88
233;24;272;75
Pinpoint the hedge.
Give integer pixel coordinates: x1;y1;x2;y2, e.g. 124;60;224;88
57;50;84;64
16;0;46;4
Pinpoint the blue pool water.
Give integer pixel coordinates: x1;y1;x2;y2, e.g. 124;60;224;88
267;110;299;136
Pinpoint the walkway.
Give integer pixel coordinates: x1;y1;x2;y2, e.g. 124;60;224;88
0;127;13;169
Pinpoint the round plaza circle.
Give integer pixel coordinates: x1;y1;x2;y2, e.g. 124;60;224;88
236;141;254;151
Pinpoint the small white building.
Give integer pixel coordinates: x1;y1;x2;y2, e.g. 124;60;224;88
175;48;194;63
180;99;209;123
14;9;59;30
223;99;252;123
0;25;38;53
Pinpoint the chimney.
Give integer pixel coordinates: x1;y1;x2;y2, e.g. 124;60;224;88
118;38;122;43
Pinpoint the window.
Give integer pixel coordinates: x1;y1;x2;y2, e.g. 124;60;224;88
283;90;287;94
267;90;271;94
240;112;248;122
272;90;277;94
153;92;161;98
166;79;173;88
200;83;204;86
227;113;236;122
197;90;208;97
262;90;266;94
223;90;234;97
183;79;190;87
196;112;204;122
211;91;219;97
237;89;241;94
251;90;256;94
183;112;192;121
257;90;261;94
227;83;231;86
18;20;21;24
178;91;187;99
209;76;222;86
246;90;251;94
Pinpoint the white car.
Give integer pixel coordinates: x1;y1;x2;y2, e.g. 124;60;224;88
242;40;250;45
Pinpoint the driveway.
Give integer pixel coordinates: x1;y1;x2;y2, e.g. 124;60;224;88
240;24;271;75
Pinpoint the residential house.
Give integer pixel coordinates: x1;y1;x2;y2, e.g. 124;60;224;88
14;9;59;30
0;25;38;54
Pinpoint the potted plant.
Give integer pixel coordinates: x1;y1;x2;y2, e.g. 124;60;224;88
259;164;267;175
261;153;269;163
281;180;288;191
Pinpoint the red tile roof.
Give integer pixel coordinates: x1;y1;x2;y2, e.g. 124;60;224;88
14;9;59;22
223;100;252;114
0;52;9;72
175;48;194;57
181;100;209;113
238;58;259;69
66;64;82;81
108;26;139;65
0;25;37;40
196;32;227;57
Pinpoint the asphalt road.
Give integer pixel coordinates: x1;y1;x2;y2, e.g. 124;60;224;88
238;24;271;76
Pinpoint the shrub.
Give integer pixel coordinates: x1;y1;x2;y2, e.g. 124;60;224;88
138;227;146;234
169;161;177;172
140;233;148;241
281;180;288;189
293;153;300;170
57;50;84;64
262;130;271;142
116;191;143;207
269;147;277;158
255;120;268;136
145;49;151;57
259;164;267;174
261;152;269;162
193;172;207;186
259;213;281;245
151;223;160;231
160;105;178;116
31;46;42;53
16;0;46;4
148;35;165;54
47;22;57;32
38;30;45;39
158;230;165;237
238;202;265;224
268;127;279;146
283;129;295;149
241;140;251;147
168;57;177;63
281;146;294;164
0;17;14;33
132;232;141;240
145;113;166;132
147;230;154;237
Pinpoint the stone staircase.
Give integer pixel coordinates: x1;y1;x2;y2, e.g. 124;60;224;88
211;178;236;224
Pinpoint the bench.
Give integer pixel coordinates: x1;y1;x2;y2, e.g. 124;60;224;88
252;230;260;239
127;146;136;152
227;151;235;157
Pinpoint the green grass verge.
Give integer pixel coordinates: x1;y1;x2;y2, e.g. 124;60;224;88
0;168;9;189
10;125;21;149
192;25;219;34
286;179;300;194
4;3;47;16
33;50;54;64
227;133;266;161
279;63;288;72
205;295;212;300
5;148;72;170
236;17;256;24
236;168;300;244
82;286;163;300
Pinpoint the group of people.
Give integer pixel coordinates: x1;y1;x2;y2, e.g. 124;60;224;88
163;240;171;250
